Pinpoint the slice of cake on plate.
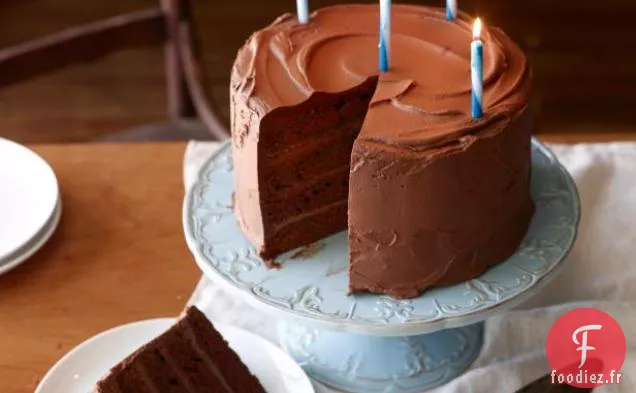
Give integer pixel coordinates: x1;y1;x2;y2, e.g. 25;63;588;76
92;307;266;393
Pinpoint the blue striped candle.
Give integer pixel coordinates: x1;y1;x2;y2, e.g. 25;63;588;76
446;0;457;21
471;18;483;119
297;0;309;24
379;0;391;72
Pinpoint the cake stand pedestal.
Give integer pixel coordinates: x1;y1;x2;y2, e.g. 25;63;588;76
278;321;484;392
183;139;580;393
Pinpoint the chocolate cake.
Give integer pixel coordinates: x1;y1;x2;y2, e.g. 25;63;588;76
231;4;534;298
92;307;266;393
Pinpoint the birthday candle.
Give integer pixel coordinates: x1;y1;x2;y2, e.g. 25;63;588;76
446;0;457;21
297;0;309;24
379;0;391;72
471;18;483;119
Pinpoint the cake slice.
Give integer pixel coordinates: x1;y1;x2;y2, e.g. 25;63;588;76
92;306;266;393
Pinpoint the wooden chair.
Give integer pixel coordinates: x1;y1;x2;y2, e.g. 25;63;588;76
177;16;229;142
0;0;230;141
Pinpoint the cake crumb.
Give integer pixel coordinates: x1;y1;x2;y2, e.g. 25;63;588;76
290;242;325;260
221;193;235;210
326;264;346;277
264;259;282;269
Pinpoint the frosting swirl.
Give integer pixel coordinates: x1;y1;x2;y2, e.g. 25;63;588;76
232;4;531;151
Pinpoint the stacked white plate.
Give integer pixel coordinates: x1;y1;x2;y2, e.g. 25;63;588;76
0;138;61;276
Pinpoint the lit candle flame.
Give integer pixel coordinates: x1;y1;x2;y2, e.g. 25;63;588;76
473;18;482;40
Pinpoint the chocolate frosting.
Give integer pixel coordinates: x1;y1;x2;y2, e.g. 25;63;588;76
232;4;534;298
232;4;531;151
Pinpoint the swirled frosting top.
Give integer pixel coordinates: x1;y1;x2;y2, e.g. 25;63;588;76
232;4;531;151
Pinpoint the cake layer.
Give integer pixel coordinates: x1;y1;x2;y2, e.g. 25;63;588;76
262;124;360;194
263;167;349;231
261;200;348;260
260;77;377;159
233;71;376;257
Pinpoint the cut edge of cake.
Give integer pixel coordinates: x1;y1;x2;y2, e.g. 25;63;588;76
92;306;266;393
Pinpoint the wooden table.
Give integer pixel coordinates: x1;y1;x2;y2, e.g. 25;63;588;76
0;135;634;393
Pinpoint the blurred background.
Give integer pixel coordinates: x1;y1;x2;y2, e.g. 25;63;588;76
1;0;634;144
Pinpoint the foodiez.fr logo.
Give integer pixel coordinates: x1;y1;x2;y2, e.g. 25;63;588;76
546;308;626;388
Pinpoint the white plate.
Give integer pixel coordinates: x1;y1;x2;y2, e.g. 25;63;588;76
36;318;315;393
0;138;59;261
0;197;61;275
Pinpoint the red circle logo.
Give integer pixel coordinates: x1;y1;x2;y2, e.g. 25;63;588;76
546;308;626;388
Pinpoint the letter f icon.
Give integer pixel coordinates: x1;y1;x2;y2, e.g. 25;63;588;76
573;324;602;368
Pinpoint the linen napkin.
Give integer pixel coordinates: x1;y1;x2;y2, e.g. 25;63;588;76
185;141;636;392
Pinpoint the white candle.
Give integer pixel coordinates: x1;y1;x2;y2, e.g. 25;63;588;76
471;18;483;119
297;0;309;24
379;0;391;72
446;0;457;21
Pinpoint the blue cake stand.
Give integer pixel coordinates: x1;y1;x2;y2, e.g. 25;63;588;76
183;139;580;393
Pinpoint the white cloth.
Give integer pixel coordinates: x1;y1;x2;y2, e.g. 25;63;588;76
184;141;636;392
